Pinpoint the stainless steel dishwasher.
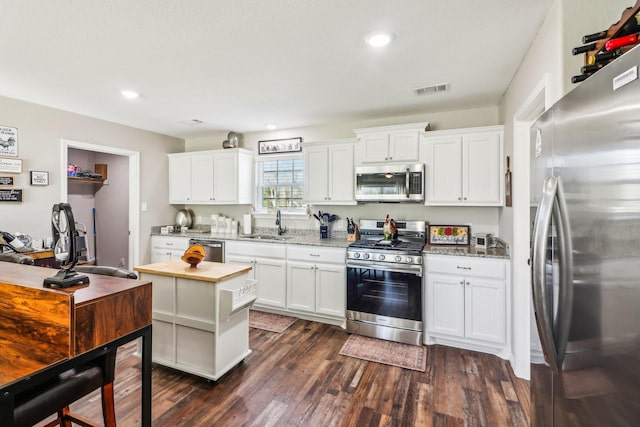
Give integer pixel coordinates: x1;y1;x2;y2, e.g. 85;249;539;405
188;239;225;263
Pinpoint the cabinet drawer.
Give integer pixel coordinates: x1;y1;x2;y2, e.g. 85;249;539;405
152;236;190;250
287;246;345;264
426;255;505;279
225;241;287;258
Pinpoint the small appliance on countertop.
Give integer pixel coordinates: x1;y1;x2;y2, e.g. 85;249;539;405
472;233;492;250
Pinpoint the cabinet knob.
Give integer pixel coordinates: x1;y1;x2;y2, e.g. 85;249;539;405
458;197;462;200
460;280;465;285
463;197;467;200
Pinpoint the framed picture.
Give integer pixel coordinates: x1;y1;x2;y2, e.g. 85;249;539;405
0;158;22;173
30;170;49;186
429;225;470;245
0;125;18;157
258;137;302;154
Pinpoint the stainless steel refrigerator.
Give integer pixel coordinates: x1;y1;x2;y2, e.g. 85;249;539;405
531;45;640;426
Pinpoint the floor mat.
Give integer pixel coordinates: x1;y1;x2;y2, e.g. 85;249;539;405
249;310;297;333
339;334;427;372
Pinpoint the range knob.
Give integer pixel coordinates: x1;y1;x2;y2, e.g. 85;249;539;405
406;257;413;263
395;256;402;262
378;254;385;261
353;252;361;259
363;253;370;259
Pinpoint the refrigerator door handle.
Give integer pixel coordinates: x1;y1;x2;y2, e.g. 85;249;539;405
554;177;574;369
531;176;561;373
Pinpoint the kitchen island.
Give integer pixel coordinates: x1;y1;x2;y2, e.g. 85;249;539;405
134;260;255;381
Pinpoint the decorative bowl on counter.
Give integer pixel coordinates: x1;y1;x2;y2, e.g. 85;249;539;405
181;244;206;268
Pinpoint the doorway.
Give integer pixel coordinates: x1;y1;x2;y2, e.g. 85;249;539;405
60;139;140;269
511;76;548;380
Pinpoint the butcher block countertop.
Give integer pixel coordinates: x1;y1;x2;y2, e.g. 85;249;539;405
134;260;251;283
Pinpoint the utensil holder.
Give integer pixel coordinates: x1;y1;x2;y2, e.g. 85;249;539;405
320;225;328;239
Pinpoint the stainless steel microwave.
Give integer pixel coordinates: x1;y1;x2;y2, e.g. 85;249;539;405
355;163;424;202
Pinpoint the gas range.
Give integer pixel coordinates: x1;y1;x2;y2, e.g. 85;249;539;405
346;219;426;267
346;219;427;346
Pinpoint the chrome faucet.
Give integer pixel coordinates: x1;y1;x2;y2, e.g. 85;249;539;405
275;209;286;235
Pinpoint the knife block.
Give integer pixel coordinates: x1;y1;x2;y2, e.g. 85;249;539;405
320;225;328;239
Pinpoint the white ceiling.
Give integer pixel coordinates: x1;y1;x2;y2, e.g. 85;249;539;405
0;0;552;139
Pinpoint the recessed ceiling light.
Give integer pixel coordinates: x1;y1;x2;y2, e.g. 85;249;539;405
121;90;140;99
265;123;278;130
365;32;393;47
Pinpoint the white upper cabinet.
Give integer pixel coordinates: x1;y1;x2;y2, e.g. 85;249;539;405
354;122;427;165
303;139;356;205
423;125;504;206
168;148;254;205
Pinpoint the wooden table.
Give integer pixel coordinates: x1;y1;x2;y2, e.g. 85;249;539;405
0;263;153;426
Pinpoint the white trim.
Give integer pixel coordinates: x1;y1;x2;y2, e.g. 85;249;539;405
510;74;548;380
61;139;140;269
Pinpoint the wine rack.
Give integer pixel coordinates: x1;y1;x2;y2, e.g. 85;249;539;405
572;0;640;83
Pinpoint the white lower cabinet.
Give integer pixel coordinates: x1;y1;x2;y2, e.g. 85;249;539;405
225;241;287;309
226;240;347;325
151;236;190;263
425;254;509;358
286;246;346;318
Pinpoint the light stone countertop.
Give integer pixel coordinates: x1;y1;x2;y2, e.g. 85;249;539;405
151;226;510;259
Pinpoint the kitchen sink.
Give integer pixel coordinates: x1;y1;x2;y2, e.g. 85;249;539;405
242;234;292;241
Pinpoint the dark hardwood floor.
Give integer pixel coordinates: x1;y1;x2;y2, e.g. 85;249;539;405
37;319;529;426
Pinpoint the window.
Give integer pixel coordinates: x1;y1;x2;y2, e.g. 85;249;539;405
256;155;304;213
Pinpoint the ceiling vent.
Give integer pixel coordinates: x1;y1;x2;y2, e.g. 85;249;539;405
414;83;449;96
180;119;205;126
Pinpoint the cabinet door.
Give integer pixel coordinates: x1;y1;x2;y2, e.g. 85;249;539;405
426;136;463;204
389;130;419;162
169;155;191;203
190;153;214;202
315;263;346;317
463;132;502;205
151;248;172;263
361;132;389;163
465;277;505;344
427;273;465;337
225;255;255;280
254;257;287;309
212;151;238;203
303;145;329;203
327;144;354;203
286;261;316;313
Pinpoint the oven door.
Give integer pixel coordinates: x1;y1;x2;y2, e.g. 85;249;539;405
346;261;422;323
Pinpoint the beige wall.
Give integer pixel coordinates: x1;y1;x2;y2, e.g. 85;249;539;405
184;106;503;236
0;95;184;264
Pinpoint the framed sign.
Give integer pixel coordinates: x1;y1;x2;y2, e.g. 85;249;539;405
0;158;22;173
258;137;302;155
0;176;14;185
0;126;18;157
429;225;470;245
30;171;49;186
0;189;23;202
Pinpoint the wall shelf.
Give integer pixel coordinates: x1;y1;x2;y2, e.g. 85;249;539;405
68;164;108;185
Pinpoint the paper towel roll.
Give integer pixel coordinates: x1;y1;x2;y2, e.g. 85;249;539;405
243;214;252;235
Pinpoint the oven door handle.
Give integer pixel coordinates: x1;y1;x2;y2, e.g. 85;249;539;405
346;260;422;277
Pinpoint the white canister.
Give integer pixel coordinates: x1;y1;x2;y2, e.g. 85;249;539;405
217;216;226;232
231;220;238;235
225;217;232;234
210;214;219;234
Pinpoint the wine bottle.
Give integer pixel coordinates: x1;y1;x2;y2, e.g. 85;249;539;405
582;30;608;44
571;73;592;84
588;49;622;65
572;42;597;55
605;32;639;51
581;63;604;74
